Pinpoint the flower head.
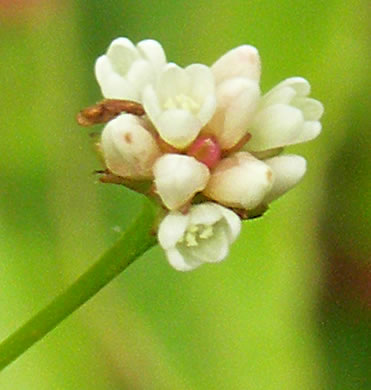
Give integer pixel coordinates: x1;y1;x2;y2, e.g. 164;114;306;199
79;37;324;271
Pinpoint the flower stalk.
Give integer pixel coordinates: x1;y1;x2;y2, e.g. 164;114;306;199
0;200;157;371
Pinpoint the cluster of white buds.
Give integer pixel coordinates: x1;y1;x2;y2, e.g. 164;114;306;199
79;37;323;271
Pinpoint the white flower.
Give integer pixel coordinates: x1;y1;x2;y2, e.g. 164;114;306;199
263;154;307;204
206;45;261;150
158;202;241;271
142;63;216;149
101;114;161;179
246;77;324;152
95;38;166;101
153;154;210;210
203;152;274;210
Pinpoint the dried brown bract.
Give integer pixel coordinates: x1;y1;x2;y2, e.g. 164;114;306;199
76;99;145;126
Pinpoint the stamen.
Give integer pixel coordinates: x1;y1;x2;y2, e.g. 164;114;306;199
185;231;198;247
199;225;213;239
164;95;199;112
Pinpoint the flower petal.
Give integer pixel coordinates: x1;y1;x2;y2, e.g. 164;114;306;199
207;78;260;149
106;37;139;76
153;154;210;210
181;225;230;263
157;63;190;102
101;114;161;178
264;155;307;203
186;63;216;104
188;203;223;226
204;152;274;210
166;247;203;271
126;59;155;93
136;39;167;71
291;97;324;121
155;109;203;148
217;206;241;242
157;212;189;249
95;56;138;100
212;45;261;84
270;77;311;97
248;104;304;151
293;120;322;144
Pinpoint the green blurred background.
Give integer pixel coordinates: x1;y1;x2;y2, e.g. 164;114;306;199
0;0;369;389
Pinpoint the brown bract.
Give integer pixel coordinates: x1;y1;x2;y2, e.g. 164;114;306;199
76;99;145;126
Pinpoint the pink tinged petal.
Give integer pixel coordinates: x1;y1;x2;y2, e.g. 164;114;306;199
106;37;139;76
212;45;261;84
136;39;167;71
95;56;138;100
248;104;305;151
101;114;161;179
157;212;189;249
208;78;260;149
291;97;324;121
166;248;203;271
155;109;203;149
264;155;307;203
222;83;260;148
204;152;274;210
153;154;210;210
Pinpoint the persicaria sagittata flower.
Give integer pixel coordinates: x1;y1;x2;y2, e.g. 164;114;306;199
78;37;324;271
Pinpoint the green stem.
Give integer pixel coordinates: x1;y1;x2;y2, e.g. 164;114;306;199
0;200;157;371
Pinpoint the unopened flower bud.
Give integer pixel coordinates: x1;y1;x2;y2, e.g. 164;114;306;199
101;114;161;179
187;135;221;169
206;77;260;150
263;154;307;203
153;154;210;210
212;45;261;84
203;152;274;210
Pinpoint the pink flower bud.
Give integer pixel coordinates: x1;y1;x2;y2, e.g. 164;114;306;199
187;135;221;169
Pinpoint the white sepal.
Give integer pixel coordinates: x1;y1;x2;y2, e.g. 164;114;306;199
263;154;307;203
101;114;161;179
203;152;274;210
153;154;210;210
95;37;167;101
212;45;261;84
142;63;216;148
158;203;241;271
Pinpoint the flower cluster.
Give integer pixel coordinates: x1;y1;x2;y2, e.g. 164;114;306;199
85;37;323;271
